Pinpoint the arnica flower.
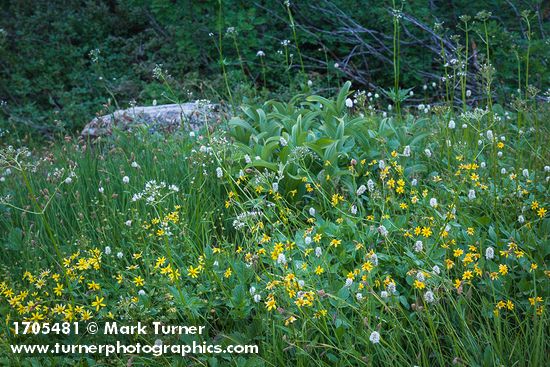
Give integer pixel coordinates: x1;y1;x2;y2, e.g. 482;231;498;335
369;331;381;344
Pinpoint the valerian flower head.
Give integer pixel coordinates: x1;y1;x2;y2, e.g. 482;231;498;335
369;331;380;344
424;291;435;303
485;247;494;260
315;246;322;257
367;179;375;192
378;225;388;237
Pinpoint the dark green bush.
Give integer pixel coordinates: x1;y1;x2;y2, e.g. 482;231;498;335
0;0;548;137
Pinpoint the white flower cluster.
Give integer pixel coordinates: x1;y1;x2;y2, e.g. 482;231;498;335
232;210;262;230
131;180;179;205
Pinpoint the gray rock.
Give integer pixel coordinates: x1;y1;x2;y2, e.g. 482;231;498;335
81;101;227;138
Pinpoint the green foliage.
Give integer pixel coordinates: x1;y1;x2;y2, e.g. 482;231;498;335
1;83;548;366
1;1;548;137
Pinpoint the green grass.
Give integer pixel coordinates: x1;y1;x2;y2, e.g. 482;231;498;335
0;82;548;366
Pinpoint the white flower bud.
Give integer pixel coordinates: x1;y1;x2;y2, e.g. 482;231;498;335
485;247;495;260
424;291;435;303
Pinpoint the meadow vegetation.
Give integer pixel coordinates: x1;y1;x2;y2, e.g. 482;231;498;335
0;1;549;366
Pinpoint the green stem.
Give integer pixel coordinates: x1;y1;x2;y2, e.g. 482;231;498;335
217;0;235;113
286;5;305;74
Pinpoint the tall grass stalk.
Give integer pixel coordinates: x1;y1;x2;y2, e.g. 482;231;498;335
217;0;235;112
459;15;471;111
285;1;305;75
391;2;402;119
